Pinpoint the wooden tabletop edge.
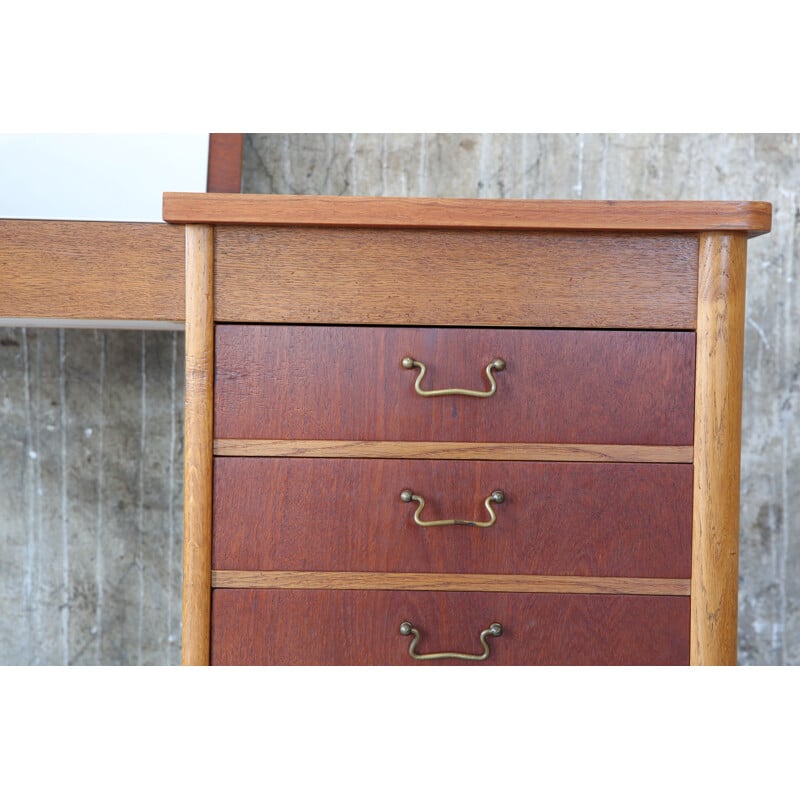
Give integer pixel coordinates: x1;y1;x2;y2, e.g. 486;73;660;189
1;217;177;227
162;193;772;234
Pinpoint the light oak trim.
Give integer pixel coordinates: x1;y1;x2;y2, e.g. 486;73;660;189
690;233;747;665
212;570;691;595
163;193;772;235
0;219;185;321
182;225;214;666
0;317;184;331
213;439;694;463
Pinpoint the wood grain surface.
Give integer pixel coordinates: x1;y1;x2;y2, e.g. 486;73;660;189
211;571;691;595
0;220;184;322
214;326;696;445
163;193;771;235
212;227;698;328
207;134;243;193
182;225;214;666
212;458;693;577
213;439;694;462
210;589;691;665
691;233;747;665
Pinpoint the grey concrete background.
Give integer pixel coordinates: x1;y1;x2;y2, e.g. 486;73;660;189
0;330;184;664
1;133;797;664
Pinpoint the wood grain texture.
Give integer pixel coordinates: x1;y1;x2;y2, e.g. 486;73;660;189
213;439;694;462
163;193;772;235
182;225;214;666
210;589;691;665
0;220;184;322
215;326;696;445
212;571;691;595
207;134;243;193
212;458;693;578
691;233;747;665
213;227;698;328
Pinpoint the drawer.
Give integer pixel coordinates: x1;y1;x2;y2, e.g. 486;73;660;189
214;326;696;444
210;589;690;665
213;458;693;578
212;226;698;329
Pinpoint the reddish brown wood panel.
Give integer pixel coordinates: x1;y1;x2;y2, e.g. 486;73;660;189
210;589;690;665
212;228;698;329
207;134;243;193
212;459;693;578
163;193;772;236
215;326;696;445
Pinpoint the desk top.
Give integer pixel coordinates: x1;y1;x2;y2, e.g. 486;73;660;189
1;195;772;328
163;193;773;235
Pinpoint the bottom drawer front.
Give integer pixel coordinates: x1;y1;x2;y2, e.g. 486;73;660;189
211;589;689;665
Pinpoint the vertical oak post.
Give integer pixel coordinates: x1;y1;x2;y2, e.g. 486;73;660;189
183;224;214;665
691;233;747;665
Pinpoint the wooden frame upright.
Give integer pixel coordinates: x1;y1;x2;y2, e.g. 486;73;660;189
182;225;215;665
690;233;748;664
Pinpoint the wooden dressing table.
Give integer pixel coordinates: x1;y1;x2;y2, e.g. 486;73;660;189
1;190;771;665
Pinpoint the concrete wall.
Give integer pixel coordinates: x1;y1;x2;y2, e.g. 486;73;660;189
1;133;796;664
0;329;184;664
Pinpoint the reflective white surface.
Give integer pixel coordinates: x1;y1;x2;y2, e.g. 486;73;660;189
0;134;208;222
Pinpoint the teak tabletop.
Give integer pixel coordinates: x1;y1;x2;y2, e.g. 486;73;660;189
1;195;771;326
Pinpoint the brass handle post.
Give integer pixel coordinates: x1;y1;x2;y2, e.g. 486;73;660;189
399;621;503;661
402;356;505;397
400;489;505;528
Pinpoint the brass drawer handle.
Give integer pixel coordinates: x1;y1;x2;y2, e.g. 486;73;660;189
399;621;503;661
400;488;505;528
401;356;506;397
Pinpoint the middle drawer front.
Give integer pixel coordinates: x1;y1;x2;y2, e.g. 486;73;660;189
214;326;696;445
213;458;693;577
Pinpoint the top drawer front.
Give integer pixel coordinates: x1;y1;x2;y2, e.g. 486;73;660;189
214;227;698;329
215;326;695;445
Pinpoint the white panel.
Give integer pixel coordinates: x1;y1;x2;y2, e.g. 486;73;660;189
0;134;208;222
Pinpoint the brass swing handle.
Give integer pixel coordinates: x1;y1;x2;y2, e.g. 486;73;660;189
399;621;503;661
400;489;505;528
401;356;506;397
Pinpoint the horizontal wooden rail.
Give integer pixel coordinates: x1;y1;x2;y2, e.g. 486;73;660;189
1;219;185;323
213;439;694;463
212;570;691;595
